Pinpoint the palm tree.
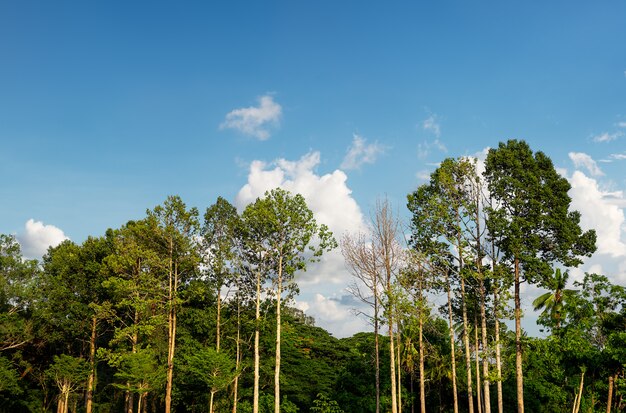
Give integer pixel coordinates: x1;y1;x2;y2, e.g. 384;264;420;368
532;269;577;331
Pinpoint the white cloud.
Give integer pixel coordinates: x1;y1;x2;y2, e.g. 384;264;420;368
592;131;623;143
569;152;604;177
294;294;371;338
610;153;626;161
340;134;386;170
235;152;369;336
16;219;68;259
220;95;282;140
569;171;626;258
616;121;626;128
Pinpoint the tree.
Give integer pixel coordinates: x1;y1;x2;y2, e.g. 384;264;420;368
184;346;237;413
533;268;577;332
341;232;382;413
408;157;481;413
484;139;597;413
241;188;336;413
202;197;241;353
46;354;89;413
112;348;166;413
146;195;201;413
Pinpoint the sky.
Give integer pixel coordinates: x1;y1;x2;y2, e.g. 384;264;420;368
1;1;625;337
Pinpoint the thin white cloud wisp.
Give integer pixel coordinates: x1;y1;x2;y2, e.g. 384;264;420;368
341;134;386;170
220;95;282;140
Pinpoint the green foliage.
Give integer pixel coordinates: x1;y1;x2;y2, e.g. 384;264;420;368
311;393;345;413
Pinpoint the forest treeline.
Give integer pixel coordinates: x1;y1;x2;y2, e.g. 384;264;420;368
0;140;624;413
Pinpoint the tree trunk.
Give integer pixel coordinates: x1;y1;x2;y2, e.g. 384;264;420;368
419;301;425;413
475;317;482;413
209;390;216;413
606;374;614;413
232;295;241;413
494;286;503;413
461;276;475;413
216;287;222;352
446;271;459;413
573;370;585;413
137;393;143;413
389;286;398;413
375;289;380;413
165;255;179;413
397;327;402;413
514;257;524;413
253;270;261;413
274;256;283;413
86;315;97;413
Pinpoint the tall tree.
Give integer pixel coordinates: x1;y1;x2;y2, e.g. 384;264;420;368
202;197;240;353
341;232;382;413
146;196;200;413
372;199;403;413
242;188;336;413
408;157;481;413
533;268;577;332
484;139;597;413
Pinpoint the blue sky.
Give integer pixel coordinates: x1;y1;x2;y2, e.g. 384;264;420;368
1;1;625;336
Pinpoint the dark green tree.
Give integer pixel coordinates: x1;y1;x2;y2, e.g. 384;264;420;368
484;139;597;413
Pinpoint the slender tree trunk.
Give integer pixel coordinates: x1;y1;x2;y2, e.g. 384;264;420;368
397;327;402;413
491;243;503;413
607;374;614;413
475;214;491;413
461;276;475;413
494;286;503;413
457;223;474;413
216;287;222;352
475;317;482;413
209;390;216;413
86;315;97;413
389;285;398;413
253;270;261;413
274;257;283;413
446;271;459;413
375;289;380;413
137;393;143;413
514;257;524;413
419;300;425;413
165;254;179;413
573;370;585;413
232;295;241;413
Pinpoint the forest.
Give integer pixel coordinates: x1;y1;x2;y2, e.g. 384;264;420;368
0;140;624;413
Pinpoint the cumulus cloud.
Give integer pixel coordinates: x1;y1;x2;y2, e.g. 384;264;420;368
220;95;281;140
294;294;371;338
568;171;626;258
235;152;369;336
609;153;626;161
569;152;604;177
592;131;623;143
340;134;386;170
16;219;69;259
